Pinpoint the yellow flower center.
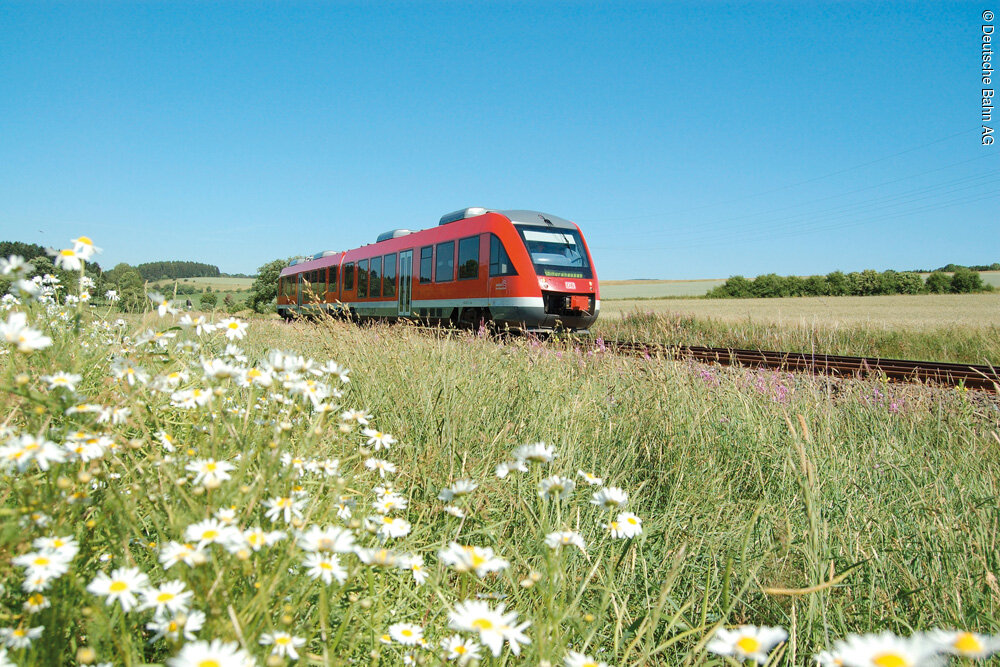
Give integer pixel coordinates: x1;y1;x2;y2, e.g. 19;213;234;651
471;618;493;630
109;581;128;593
275;636;290;645
736;636;761;653
156;592;175;603
872;654;907;667
76;236;94;245
609;521;619;530
320;562;332;570
33;556;50;566
13;629;26;638
168;621;179;632
401;629;413;637
227;322;239;330
205;462;217;471
60;249;75;257
953;633;983;654
202;530;218;540
455;645;467;655
197;660;221;667
584;663;598;667
28;594;44;605
627;517;638;525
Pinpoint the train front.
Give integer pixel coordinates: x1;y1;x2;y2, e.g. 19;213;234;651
501;210;600;332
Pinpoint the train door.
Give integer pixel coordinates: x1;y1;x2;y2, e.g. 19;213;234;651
398;250;413;316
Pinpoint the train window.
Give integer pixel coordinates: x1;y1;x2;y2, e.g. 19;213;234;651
435;241;454;282
383;253;396;298
458;236;479;280
369;256;382;298
343;263;354;291
357;259;368;297
489;235;517;276
419;246;433;284
329;265;338;293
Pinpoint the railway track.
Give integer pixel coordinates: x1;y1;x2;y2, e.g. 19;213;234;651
605;340;1000;391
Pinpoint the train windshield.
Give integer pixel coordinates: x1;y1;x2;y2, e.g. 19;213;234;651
514;225;592;279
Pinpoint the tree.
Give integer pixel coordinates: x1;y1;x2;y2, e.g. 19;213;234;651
950;268;985;293
925;271;951;294
247;258;291;313
104;263;146;312
200;292;218;309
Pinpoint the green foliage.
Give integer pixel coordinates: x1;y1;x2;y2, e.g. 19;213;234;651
0;240;47;262
709;267;991;299
104;263;147;313
135;260;220;281
200;291;218;308
949;267;986;293
247;257;291;314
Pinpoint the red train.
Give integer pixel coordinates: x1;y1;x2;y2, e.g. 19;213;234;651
277;208;600;332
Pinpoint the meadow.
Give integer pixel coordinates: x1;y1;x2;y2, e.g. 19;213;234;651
599;273;1000;300
2;248;999;666
594;294;1000;365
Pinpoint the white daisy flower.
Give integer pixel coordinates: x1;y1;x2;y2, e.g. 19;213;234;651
147;610;206;643
577;470;603;486
441;634;482;664
139;580;193;619
438;479;478;502
511;441;555;464
362;428;397;451
447;600;531;657
591;486;628;509
388;623;424;646
260;631;306;660
263;495;308;524
564;650;609;667
303;553;347;585
186;458;235;488
364;458;396;478
0;625;44;649
706;625;789;664
297;525;355;553
838;631;947;667
606;512;642;539
544;531;587;553
925;629;1000;659
538;475;576;500
438;542;509;577
217;317;248;340
159;541;209;569
166;638;253;667
86;567;150;612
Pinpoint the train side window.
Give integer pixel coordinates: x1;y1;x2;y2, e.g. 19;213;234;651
329;265;338;293
489;234;517;276
458;236;479;280
419;246;433;284
369;256;382;298
344;263;354;291
435;241;455;282
383;253;397;298
357;259;368;297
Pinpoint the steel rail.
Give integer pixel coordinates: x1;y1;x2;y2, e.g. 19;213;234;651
605;341;1000;391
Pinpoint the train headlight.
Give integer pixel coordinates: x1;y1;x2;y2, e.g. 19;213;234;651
538;278;550;290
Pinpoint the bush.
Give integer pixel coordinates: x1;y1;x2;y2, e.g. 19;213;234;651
950;268;985;293
925;272;951;294
200;292;218;308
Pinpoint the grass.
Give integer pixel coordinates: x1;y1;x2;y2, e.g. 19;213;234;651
593;295;1000;365
2;279;999;665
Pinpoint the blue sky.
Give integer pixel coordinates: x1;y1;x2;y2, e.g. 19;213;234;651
1;1;996;279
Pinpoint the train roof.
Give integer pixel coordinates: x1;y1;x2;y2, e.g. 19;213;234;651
282;208;581;275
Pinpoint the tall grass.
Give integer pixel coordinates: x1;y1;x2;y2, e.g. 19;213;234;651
1;294;998;665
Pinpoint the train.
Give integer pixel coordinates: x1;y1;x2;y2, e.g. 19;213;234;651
277;208;600;332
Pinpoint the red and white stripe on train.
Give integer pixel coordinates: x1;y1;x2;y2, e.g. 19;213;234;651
277;208;600;332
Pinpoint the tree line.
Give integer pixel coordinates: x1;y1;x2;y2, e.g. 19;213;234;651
136;261;220;281
708;268;994;299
